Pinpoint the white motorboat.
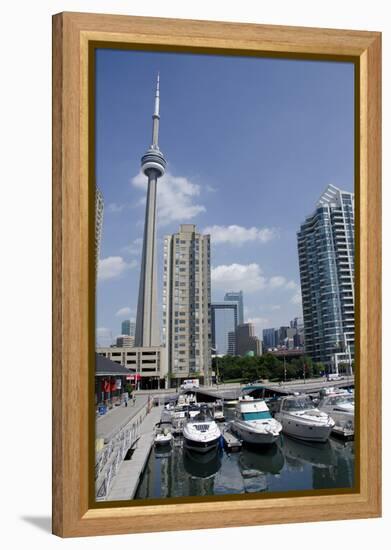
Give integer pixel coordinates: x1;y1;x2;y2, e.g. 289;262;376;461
154;422;173;447
183;405;222;453
274;395;335;442
171;405;189;434
317;389;354;437
231;396;282;445
211;400;225;422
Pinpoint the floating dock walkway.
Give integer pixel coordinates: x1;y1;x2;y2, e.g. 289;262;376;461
107;405;163;501
221;425;242;451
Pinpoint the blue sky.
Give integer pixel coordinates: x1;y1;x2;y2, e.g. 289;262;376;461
95;49;354;346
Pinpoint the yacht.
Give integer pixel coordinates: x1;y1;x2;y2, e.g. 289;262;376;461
274;395;335;442
153;422;173;447
171;403;201;434
317;389;354;437
171;404;189;434
211;400;225;422
183;405;222;453
231;396;282;445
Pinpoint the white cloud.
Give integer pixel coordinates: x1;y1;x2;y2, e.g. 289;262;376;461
108;202;126;213
269;276;297;291
203;224;278;245
205;184;217;193
115;306;136;318
285;280;298;290
269;276;287;289
211;263;300;297
132;171;206;226
247;317;270;337
291;289;302;305
211;263;267;293
122;238;143;256
98;256;137;281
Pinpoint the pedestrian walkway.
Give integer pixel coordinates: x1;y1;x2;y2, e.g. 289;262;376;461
96;394;149;443
107;405;163;500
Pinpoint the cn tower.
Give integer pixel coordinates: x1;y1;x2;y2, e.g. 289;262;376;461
135;74;166;347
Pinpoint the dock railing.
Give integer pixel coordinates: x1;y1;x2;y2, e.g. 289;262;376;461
95;399;151;500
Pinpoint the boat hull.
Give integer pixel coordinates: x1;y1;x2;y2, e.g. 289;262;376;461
275;414;333;442
231;422;280;445
183;434;221;454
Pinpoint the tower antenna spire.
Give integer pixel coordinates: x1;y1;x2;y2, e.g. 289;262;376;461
152;72;160;147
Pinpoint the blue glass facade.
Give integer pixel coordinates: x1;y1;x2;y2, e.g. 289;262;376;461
297;185;355;368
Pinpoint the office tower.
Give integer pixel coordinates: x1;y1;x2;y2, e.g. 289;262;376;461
121;320;136;337
236;323;261;356
95;187;104;272
116;335;135;348
224;290;244;325
211;301;238;355
262;328;277;350
278;326;290;346
163;224;211;385
297;184;355;370
135;74;166;348
227;331;236;356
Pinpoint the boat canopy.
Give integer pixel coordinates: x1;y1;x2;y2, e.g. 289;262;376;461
242;411;272;421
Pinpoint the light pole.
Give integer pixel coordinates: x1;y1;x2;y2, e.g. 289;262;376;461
283;353;287;383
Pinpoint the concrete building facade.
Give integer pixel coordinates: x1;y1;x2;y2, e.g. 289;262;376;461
116;335;135;348
96;346;166;389
163;224;212;386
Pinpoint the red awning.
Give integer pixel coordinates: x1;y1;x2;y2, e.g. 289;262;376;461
127;374;141;381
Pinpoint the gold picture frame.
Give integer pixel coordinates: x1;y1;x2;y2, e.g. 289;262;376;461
52;12;381;537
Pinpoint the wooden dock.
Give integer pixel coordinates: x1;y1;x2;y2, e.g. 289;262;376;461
222;426;242;451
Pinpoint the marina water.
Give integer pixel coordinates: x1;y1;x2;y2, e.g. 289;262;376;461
135;406;354;499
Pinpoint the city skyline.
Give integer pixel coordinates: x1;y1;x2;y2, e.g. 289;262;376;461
95;49;354;346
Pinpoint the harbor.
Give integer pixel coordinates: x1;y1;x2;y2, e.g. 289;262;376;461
95;378;355;501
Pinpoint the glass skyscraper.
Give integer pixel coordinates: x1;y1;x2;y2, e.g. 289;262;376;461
211;302;238;355
297;184;355;370
224;290;244;325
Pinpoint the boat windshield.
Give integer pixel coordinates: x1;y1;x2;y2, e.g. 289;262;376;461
324;395;354;406
242;411;272;421
193;409;213;422
283;397;315;411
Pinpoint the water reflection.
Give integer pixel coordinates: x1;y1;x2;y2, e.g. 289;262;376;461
183;447;222;478
282;436;337;469
240;443;285;475
135;418;354;500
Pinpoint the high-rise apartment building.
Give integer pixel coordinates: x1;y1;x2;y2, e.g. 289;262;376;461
224;291;244;325
163;224;211;385
95;187;104;272
236;323;261;356
211;302;238;355
121;320;136;337
297;184;355;370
